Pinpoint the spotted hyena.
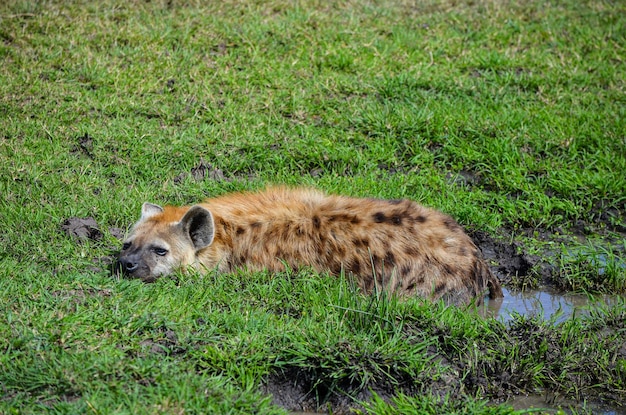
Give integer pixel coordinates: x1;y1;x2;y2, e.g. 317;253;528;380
117;187;502;305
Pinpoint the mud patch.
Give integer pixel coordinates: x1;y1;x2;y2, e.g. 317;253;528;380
70;132;94;158
61;217;124;244
262;342;458;415
61;217;125;274
174;158;226;184
261;366;432;415
266;309;626;414
138;329;183;355
61;217;103;243
471;230;556;288
108;227;125;240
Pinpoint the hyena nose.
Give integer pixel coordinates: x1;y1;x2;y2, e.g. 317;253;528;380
122;259;138;273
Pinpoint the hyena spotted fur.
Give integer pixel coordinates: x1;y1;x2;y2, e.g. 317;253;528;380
118;187;502;305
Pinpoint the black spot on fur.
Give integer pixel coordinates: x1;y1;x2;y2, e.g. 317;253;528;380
265;226;280;241
442;217;461;232
401;265;412;277
316;244;325;256
384;251;396;267
442;263;455;276
373;212;387;223
390;215;402;225
329;213;362;225
369;254;381;271
226;257;233;271
414;215;427;223
353;238;369;248
312;216;321;229
250;221;262;228
330;261;343;275
236;226;245;235
404;245;419;256
434;282;448;296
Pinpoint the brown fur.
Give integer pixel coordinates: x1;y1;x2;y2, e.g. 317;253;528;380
118;187;503;305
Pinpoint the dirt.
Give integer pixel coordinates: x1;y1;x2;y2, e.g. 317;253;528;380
261;365;434;415
173;158;227;184
61;217;103;243
137;329;184;356
61;216;124;273
470;229;557;288
70;133;94;158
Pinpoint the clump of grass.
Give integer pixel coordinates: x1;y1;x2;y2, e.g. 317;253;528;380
556;243;626;293
270;274;435;405
357;392;520;415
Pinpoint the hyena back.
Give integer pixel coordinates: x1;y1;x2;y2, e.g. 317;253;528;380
118;187;502;305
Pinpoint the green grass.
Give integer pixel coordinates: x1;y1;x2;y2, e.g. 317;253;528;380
1;0;625;413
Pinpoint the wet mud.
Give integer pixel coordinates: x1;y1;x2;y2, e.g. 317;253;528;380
261;365;434;415
61;217;103;243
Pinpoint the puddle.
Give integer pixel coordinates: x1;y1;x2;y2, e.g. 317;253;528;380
483;287;620;323
507;393;626;415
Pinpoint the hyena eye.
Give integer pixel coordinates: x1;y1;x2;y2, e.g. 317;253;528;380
122;242;131;250
153;247;168;256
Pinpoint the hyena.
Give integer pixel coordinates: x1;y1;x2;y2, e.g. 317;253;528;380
118;187;502;305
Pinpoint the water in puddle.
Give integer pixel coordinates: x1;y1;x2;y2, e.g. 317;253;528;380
482;287;620;323
482;287;624;414
507;393;626;415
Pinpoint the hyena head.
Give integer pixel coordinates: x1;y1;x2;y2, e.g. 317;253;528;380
117;203;215;282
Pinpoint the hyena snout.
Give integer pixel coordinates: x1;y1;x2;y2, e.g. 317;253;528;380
119;257;139;273
117;253;151;280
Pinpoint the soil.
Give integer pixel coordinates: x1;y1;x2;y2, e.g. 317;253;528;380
61;216;124;274
137;329;185;356
61;217;103;243
470;229;557;288
261;365;437;415
173;158;227;184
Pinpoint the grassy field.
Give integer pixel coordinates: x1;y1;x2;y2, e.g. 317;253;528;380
1;0;625;413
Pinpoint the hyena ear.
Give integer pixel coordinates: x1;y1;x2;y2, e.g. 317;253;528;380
179;205;215;250
141;202;164;222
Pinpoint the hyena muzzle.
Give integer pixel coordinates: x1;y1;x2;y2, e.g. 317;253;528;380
117;187;503;305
